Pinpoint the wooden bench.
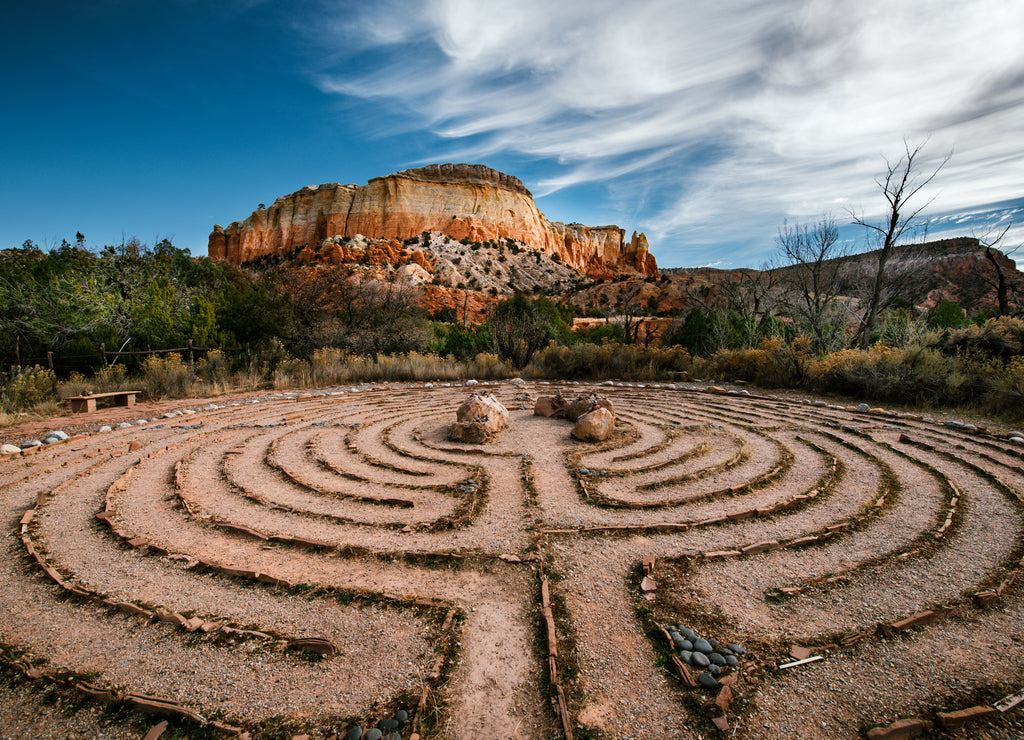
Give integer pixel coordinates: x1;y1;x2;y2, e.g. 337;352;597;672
68;390;142;413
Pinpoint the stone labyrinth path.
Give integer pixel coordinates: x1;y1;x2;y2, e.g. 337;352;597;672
2;380;1023;739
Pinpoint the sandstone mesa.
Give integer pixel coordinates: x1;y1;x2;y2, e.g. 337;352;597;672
208;163;657;280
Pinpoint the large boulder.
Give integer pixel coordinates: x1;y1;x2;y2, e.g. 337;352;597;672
566;394;615;422
572;407;615;442
449;393;509;444
534;392;569;418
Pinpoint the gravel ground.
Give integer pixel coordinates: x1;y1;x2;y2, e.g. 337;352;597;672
1;381;1021;739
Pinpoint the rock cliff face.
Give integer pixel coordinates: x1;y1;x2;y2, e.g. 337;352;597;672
208;164;657;279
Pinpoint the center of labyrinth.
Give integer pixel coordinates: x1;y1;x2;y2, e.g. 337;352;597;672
3;382;1023;739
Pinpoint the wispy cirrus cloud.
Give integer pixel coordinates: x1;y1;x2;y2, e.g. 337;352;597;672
311;0;1024;266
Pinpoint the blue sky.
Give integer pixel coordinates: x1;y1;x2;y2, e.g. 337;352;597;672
3;1;1022;268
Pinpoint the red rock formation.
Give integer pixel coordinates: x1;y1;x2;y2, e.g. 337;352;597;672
208;164;656;279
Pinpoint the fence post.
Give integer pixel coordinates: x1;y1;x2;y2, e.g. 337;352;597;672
187;339;194;367
46;351;54;373
100;342;106;366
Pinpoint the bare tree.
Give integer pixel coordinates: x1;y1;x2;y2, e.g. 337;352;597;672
851;140;950;348
486;293;552;368
775;216;848;353
719;265;784;347
976;224;1022;317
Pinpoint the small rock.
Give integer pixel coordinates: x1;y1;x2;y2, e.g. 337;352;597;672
466;379;478;385
116;422;132;429
725;655;738;666
679;639;693;651
640;576;658;592
98;426;112;432
679;650;693;664
698;672;719;690
343;729;363;740
386;734;401;740
1;444;21;455
857;403;870;412
690;652;710;668
363;730;383;740
727;643;745;655
681;627;697;641
693;638;713;654
709;652;726;666
47;430;69;441
1009;436;1024;445
708;664;721;676
378;718;399;731
394;710;409;723
20;440;42;447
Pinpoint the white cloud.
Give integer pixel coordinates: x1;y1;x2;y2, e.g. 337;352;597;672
313;0;1024;266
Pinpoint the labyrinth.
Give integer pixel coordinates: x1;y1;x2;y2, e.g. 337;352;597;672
2;380;1024;739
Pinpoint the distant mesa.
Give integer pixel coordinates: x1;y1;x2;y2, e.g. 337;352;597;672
208;163;657;279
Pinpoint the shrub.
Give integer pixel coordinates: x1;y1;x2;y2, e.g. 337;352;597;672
1;365;56;411
140;353;193;398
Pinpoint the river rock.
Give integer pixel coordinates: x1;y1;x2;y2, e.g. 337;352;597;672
709;652;726;666
690;652;710;668
343;728;363;740
727;643;745;655
693;638;713;654
698;672;719;690
0;444;21;455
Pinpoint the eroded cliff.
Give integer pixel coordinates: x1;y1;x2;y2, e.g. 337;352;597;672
208;164;657;279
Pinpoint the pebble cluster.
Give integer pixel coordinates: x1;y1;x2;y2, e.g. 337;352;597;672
342;709;410;740
665;624;746;691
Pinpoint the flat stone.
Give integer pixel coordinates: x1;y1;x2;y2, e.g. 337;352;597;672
715;684;733;713
712;716;729;731
742;540;780;556
865;718;929;739
937;705;998;727
640;576;658;592
790;645;813;661
142;721;169;740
